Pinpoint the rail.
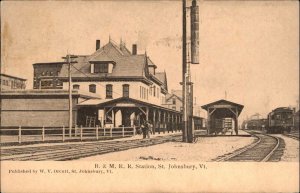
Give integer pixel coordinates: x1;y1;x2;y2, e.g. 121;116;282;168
0;125;137;144
214;131;281;162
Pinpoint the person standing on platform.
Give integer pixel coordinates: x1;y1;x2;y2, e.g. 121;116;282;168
141;121;147;139
146;121;152;138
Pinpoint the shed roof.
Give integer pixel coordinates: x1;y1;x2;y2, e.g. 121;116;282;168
201;99;244;116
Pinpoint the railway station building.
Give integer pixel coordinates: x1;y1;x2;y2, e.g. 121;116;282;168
1;39;185;133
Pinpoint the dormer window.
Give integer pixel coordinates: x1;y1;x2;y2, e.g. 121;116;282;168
95;63;108;73
91;62;114;74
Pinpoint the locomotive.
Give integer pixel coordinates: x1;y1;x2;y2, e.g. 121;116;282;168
242;107;295;134
266;107;294;134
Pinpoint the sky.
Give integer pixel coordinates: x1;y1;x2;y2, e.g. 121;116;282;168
1;0;299;121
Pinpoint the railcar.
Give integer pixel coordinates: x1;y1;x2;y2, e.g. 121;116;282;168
246;119;268;131
266;107;294;134
210;118;234;135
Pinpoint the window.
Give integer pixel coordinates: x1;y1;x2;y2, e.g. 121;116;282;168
89;84;96;93
94;63;108;73
172;98;176;105
73;84;80;90
157;88;159;98
56;80;63;86
106;84;113;98
41;80;52;87
146;89;148;100
153;86;156;97
123;84;129;97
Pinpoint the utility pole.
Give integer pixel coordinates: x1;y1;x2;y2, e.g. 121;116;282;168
182;0;199;143
182;0;187;142
62;54;78;137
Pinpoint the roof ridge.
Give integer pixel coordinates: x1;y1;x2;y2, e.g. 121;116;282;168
109;41;125;55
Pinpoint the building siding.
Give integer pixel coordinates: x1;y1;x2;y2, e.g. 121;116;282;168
1;111;76;128
63;81;164;106
1;97;79;128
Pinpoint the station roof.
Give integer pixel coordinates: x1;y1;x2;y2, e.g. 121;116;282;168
77;97;181;114
201;99;244;116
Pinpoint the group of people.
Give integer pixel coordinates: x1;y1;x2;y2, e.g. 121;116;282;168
139;120;153;139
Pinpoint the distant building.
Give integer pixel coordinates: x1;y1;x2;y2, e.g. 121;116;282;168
164;89;206;130
33;63;64;89
0;73;26;91
164;90;183;112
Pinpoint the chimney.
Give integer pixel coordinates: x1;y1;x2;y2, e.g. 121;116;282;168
132;44;137;55
96;40;100;50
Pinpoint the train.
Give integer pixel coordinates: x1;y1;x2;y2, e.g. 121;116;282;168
266;107;294;133
242;118;268;131
242;107;297;134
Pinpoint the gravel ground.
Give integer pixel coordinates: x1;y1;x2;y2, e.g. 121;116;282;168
79;135;255;161
273;134;299;162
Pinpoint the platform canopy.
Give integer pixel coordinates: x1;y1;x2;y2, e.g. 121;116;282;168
201;99;244;135
76;97;182;130
201;99;244;117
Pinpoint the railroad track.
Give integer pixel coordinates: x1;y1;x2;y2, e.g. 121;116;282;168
1;134;181;161
214;131;283;162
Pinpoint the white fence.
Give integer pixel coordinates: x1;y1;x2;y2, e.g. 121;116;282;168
0;125;136;144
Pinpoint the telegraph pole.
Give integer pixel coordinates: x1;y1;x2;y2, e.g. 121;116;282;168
68;55;72;137
62;54;78;137
182;0;188;142
182;0;199;143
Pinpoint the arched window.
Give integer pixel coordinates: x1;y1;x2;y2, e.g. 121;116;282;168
106;84;113;98
122;84;129;97
73;84;80;90
89;84;96;93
